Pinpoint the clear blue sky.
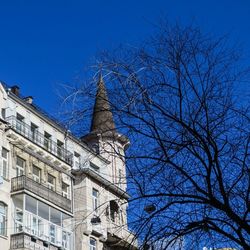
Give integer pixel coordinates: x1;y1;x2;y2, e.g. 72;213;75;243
0;0;249;115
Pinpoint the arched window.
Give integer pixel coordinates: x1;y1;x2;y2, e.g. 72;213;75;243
0;202;7;236
89;237;96;250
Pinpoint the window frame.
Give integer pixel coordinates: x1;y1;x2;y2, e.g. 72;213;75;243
48;174;56;191
89;237;97;250
0;202;7;236
62;182;69;198
92;189;99;211
16;156;25;177
32;165;41;183
1;148;8;180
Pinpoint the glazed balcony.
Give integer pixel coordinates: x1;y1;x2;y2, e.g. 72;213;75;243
11;175;72;213
10;210;72;249
6;116;73;165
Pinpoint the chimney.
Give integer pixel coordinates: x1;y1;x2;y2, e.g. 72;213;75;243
11;85;20;96
24;96;33;104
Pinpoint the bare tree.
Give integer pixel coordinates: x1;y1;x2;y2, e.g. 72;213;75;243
62;22;250;249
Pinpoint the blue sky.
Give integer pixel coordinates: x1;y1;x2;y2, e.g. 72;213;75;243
0;0;249;115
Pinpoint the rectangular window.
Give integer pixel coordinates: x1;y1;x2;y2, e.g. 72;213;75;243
62;231;71;249
74;152;80;169
1;108;6;119
16;156;25;177
32;215;38;235
90;237;96;250
15;207;23;233
16;113;25;134
0;202;7;236
30;123;38;142
57;140;64;158
1;148;8;179
92;189;98;211
44;132;51;151
62;182;69;198
48;174;55;191
32;165;41;183
50;224;56;243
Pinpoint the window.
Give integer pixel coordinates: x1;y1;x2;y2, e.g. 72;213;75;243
32;165;41;183
110;200;119;223
1;148;8;179
1;108;6;119
16;156;25;177
74;152;80;169
57;140;64;158
48;174;55;191
62;231;71;249
32;215;38;235
30;123;38;142
62;182;69;198
44;132;51;151
15;207;23;233
16;113;25;133
92;189;98;211
89;237;96;250
50;224;56;243
0;202;7;236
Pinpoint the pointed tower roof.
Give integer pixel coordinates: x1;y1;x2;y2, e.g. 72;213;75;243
90;74;116;134
82;74;130;150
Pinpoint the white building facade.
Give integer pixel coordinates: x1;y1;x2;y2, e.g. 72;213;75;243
0;79;136;250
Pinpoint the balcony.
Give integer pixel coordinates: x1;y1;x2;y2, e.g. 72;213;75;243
10;233;49;250
11;210;72;249
11;175;72;213
107;222;137;249
6;116;73;165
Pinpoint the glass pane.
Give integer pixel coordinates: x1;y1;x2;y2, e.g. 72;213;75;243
16;157;25;168
50;207;61;226
48;174;55;184
33;166;40;176
62;182;69;192
1;148;7;159
25;196;37;214
38;201;49;220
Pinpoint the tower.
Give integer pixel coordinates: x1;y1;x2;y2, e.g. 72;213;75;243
83;74;130;189
73;75;136;250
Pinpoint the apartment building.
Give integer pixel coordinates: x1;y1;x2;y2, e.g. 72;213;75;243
0;77;136;250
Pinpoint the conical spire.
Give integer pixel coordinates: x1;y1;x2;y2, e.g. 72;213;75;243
90;74;116;134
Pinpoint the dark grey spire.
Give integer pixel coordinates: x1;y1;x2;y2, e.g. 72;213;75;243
90;74;116;134
82;74;130;151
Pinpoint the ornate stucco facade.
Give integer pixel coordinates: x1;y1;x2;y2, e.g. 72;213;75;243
0;79;136;250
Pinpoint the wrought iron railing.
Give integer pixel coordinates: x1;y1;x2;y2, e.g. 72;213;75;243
6;116;73;165
11;175;72;212
107;221;137;248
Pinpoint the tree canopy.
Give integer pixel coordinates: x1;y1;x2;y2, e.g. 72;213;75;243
63;22;250;249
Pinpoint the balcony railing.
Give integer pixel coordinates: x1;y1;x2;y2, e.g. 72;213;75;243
11;175;72;212
107;222;137;248
6;116;73;165
10;233;48;250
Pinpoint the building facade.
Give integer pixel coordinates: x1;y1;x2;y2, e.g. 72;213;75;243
0;78;136;250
